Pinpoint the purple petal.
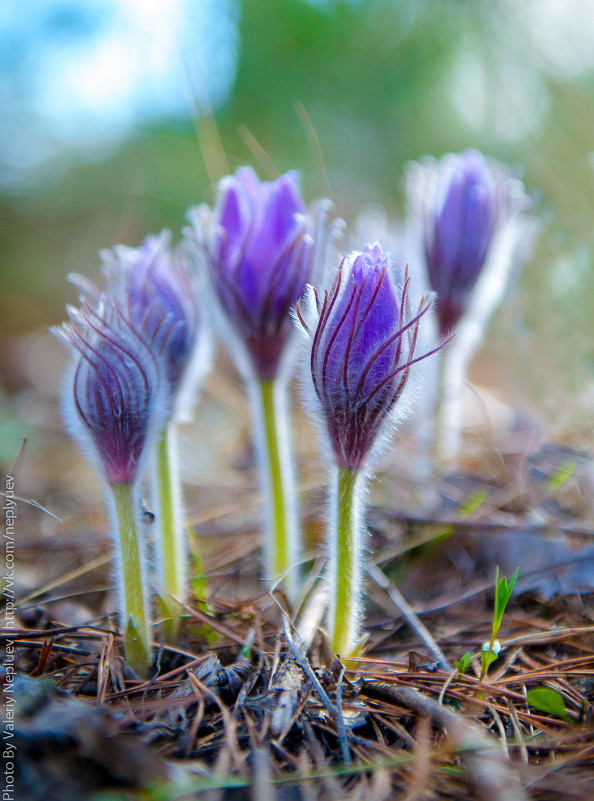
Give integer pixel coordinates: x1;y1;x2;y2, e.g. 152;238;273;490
103;232;200;394
200;166;327;380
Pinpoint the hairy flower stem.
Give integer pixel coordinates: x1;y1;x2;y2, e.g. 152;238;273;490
434;349;450;463
435;336;470;464
255;379;297;600
153;424;187;639
110;481;151;677
329;466;364;658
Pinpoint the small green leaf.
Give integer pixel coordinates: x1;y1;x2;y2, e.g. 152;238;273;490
493;567;519;638
547;459;576;490
454;652;472;675
493;565;503;626
501;568;519;604
527;687;572;722
480;649;498;676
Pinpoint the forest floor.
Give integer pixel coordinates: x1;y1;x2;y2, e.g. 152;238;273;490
3;366;594;801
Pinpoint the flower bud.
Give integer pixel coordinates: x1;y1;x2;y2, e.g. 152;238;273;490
297;244;440;471
407;149;532;337
99;231;203;402
186;166;334;381
54;297;167;485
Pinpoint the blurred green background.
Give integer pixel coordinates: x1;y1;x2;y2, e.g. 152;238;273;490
1;0;593;446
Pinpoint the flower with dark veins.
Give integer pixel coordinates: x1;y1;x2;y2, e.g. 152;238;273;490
296;242;445;657
92;232;209;628
54;296;167;485
53;294;172;674
298;243;442;472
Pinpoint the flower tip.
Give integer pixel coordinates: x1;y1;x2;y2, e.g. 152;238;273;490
362;241;385;259
65;303;86;325
361;242;389;270
68;273;101;301
235;164;260;185
292;294;311;334
277;168;302;196
312;196;335;218
50;323;69;346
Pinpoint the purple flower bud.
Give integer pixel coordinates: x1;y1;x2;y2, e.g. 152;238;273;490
54;297;167;485
297;244;441;472
100;231;200;396
186;166;334;381
408;149;532;337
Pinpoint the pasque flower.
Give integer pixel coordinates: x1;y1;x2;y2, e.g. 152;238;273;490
56;297;165;485
100;231;204;407
54;296;172;675
296;244;442;656
298;244;441;471
406;149;538;459
187;166;331;381
422;151;497;336
98;231;209;637
186;166;337;597
409;148;532;337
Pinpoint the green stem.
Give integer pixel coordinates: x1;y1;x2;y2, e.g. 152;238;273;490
257;379;297;598
330;466;361;658
154;424;186;636
110;481;151;677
